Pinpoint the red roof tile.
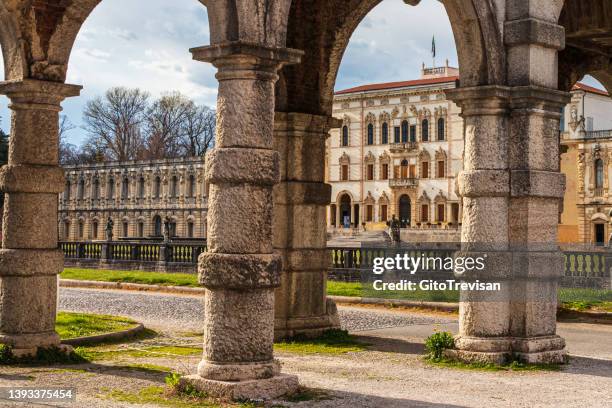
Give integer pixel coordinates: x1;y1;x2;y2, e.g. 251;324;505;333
573;82;609;96
335;76;459;95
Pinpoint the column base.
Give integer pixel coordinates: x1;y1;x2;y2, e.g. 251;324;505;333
274;298;341;341
446;335;567;365
180;374;299;401
197;359;280;381
0;331;60;351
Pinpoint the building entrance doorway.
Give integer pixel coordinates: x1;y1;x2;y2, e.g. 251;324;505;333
339;194;351;228
399;195;411;227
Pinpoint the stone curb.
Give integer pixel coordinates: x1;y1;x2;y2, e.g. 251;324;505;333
60;279;206;295
329;295;459;312
61;323;145;346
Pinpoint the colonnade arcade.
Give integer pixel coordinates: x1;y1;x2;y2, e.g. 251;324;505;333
0;0;608;400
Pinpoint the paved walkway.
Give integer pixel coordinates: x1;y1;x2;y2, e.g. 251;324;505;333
36;287;609;407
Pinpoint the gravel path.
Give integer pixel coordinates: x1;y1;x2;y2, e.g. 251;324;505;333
59;288;454;332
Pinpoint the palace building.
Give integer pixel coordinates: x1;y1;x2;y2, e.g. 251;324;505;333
559;84;612;245
326;63;463;241
327;63;612;244
59;157;208;241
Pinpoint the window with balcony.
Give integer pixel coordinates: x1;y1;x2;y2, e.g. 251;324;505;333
437;118;445;141
401;120;408;143
367;164;374;181
422;119;429;141
122;221;128;237
138;222;144;237
409;164;416;178
92;221;98;239
78;221;84;239
367;123;374;145
400;159;409;178
382;123;389;144
188;222;194;238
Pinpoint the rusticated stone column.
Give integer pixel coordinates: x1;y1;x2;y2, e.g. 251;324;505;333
273;112;341;340
447;86;514;364
0;79;81;357
506;87;569;364
184;43;302;400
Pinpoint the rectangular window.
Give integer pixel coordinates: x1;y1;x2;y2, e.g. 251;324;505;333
341;165;349;181
367;164;374;181
380;205;388;222
409;165;416;178
122;222;128;237
138;222;144;237
586;117;594;132
451;203;459;223
92;222;98;239
366;205;373;222
410;125;416;142
437;161;445;178
421;162;429;178
421;205;429;222
437;204;445;222
394;126;400;143
381;163;388;180
188;222;194;238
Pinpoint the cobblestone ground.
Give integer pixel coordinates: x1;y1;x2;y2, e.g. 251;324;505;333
58;288;455;332
0;288;608;407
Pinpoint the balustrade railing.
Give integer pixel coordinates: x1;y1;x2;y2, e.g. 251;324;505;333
60;242;611;284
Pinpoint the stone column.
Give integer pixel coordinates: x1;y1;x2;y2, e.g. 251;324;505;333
273;112;341;340
0;79;81;356
184;42;302;400
448;86;514;364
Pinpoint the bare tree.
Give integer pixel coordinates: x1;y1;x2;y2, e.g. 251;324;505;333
143;91;191;159
82;87;149;161
180;104;216;157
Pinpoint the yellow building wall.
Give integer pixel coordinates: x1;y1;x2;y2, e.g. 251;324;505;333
559;143;579;243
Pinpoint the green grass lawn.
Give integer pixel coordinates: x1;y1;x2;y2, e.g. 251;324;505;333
61;268;198;287
56;312;139;339
61;269;612;312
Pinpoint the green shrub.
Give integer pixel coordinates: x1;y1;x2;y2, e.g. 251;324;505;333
425;331;455;361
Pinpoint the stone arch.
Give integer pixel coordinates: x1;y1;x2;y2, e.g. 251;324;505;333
277;0;505;116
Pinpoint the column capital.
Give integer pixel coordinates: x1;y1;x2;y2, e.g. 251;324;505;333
190;41;303;80
0;79;81;108
445;85;512;116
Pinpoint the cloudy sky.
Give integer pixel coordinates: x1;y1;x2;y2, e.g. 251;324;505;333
0;0;603;145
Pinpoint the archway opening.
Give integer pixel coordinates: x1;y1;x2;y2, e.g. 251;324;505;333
339;194;352;228
399;194;411;227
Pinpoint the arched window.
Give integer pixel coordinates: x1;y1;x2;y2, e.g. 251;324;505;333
78;221;84;239
64;181;71;201
171;176;178;197
401;121;408;143
154;176;161;198
367;123;374;145
189;175;195;198
381;122;389;144
108;178;115;199
138;221;144;237
437;118;445;141
595;159;604;189
64;221;70;239
341;126;349;147
121;178;129;199
187;221;194;238
122;221;128;237
422;119;429;142
92;179;100;200
92;221;98;239
138;177;145;198
400;159;409;179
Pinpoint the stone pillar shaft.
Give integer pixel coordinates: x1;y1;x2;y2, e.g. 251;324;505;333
0;79;81;353
273;112;340;340
186;42;302;399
